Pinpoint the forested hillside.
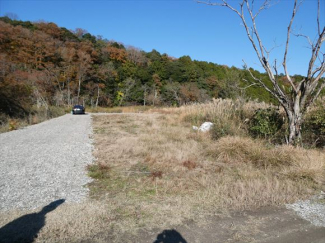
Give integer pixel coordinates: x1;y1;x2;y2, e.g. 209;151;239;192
0;17;300;118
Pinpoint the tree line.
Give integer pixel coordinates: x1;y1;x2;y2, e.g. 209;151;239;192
0;17;303;118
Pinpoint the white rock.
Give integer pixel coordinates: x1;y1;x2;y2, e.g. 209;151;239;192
198;122;214;132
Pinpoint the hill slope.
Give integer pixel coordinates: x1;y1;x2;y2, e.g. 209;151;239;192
0;17;283;117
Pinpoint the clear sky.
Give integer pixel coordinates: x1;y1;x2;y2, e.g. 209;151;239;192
0;0;324;76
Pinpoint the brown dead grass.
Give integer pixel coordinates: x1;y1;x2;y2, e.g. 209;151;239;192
1;100;324;242
87;105;153;114
83;102;324;241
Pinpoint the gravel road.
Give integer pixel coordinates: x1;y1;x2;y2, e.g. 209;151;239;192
287;198;325;227
0;114;93;211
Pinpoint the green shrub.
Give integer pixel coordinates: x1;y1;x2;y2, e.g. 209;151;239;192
249;108;283;139
302;106;325;147
210;121;237;140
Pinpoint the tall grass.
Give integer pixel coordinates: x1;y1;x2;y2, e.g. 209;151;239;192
179;98;271;139
179;98;270;122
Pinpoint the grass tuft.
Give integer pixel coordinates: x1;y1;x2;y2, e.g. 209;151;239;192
88;163;111;179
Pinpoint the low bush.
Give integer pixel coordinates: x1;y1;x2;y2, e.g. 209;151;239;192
302;105;325;147
210;120;239;140
249;108;284;139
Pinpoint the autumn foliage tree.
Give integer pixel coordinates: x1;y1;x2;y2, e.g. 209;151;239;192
2;15;321;132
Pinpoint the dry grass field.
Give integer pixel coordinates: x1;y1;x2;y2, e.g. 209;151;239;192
1;99;324;242
86;99;324;241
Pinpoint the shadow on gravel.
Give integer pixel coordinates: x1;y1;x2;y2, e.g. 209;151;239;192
0;199;65;243
153;229;187;243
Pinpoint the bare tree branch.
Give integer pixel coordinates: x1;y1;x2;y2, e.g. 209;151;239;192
253;0;272;19
311;61;324;80
317;0;321;36
242;60;281;103
293;33;314;48
283;0;299;93
196;0;243;18
307;27;325;79
311;82;325;105
197;0;324;144
273;59;280;79
263;39;281;60
245;0;266;60
239;82;260;90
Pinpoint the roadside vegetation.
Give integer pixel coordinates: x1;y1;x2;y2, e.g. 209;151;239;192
0;106;68;133
85;98;324;241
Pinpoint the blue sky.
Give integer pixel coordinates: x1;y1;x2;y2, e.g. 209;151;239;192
0;0;324;75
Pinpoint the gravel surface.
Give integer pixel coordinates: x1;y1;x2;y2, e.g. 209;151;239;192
287;197;325;227
0;114;93;211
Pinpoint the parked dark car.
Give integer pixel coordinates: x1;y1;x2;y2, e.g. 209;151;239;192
72;105;85;114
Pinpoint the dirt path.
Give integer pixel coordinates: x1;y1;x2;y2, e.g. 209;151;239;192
138;207;325;243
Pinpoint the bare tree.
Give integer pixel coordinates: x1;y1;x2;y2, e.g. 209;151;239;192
165;81;181;106
126;46;147;66
198;0;325;145
76;50;92;104
117;78;136;106
142;84;149;106
4;12;19;20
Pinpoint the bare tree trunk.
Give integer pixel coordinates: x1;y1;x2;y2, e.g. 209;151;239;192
287;109;302;145
143;85;148;107
96;84;99;108
67;78;71;106
144;93;146;106
77;78;81;104
153;89;157;106
172;90;181;106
